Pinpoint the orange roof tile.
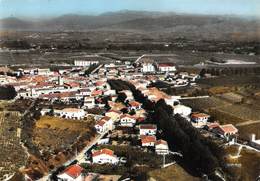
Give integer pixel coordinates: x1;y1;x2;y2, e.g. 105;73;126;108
92;148;115;157
219;124;238;134
141;135;156;144
140;124;157;130
61;164;83;179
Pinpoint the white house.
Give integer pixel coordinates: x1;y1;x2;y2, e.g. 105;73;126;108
120;114;137;127
141;63;156;73
250;134;260;150
139;124;157;136
95;116;113;134
128;101;142;111
55;108;86;120
191;113;210;128
140;135;156;147
155;139;169;155
104;89;116;96
158;63;176;72
173;104;192;117
92;148;119;165
84;96;96;108
74;60;99;67
57;164;84;181
40;108;51;116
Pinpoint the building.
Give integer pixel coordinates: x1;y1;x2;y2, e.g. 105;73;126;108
74;60;99;67
250;134;260;150
158;63;176;72
141;63;156;73
191;113;210;128
54;108;86;120
128;101;142;111
173;104;192;117
57;164;84;181
84;96;96;108
139;124;157;136
120;114;137;127
155;139;169;155
37;68;53;76
140;135;156;147
92;148;119;165
212;124;238;139
95;116;113;134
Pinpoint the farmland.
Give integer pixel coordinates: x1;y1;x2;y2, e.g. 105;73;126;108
33;115;96;157
220;145;260;181
0;101;27;180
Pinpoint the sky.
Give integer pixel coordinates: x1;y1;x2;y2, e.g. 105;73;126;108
0;0;259;19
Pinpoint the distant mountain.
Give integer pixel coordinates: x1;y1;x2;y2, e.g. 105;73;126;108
0;11;259;40
0;17;33;30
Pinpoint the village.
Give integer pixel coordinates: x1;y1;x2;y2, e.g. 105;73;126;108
0;57;260;181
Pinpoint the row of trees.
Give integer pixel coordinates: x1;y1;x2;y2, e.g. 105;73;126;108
108;79;220;177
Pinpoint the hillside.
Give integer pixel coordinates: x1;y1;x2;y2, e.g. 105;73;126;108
0;11;259;40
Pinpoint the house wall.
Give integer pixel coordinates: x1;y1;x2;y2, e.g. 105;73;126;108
140;129;157;136
93;155;118;164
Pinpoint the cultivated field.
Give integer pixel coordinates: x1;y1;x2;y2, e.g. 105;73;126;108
0;102;27;180
148;164;200;181
33;115;95;153
222;145;260;181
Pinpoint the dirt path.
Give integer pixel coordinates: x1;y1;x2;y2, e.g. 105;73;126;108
236;120;260;126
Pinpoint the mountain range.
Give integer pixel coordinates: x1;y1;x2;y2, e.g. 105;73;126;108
0;10;259;40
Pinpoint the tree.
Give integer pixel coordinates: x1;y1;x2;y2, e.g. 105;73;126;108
0;85;17;100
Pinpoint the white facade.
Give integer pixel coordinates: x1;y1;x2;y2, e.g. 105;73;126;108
250;134;260;150
158;65;176;72
54;108;86;120
191;113;210;128
74;60;99;67
92;149;119;165
155;140;169;155
141;63;155;73
57;173;83;181
120;115;136;127
173;105;192;117
139;124;157;136
95;117;113;134
84;96;96;108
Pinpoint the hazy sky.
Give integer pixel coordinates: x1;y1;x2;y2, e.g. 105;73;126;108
0;0;259;18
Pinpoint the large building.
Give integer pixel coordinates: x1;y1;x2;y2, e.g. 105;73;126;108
141;63;156;73
74;60;99;67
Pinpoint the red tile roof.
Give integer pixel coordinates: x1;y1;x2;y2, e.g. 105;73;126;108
61;164;83;179
158;63;175;67
141;135;156;144
191;113;210;119
219;124;238;134
155;139;168;146
92;148;115;157
129;101;141;107
140;124;157;130
65;82;80;88
120;114;137;120
107;110;122;114
91;90;103;96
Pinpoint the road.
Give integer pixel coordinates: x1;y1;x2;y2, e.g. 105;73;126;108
135;53;179;63
236;120;260;126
